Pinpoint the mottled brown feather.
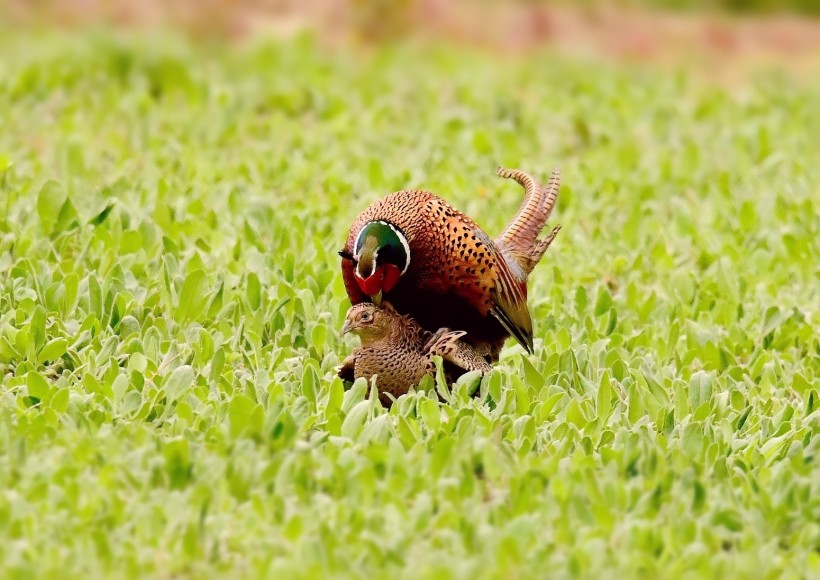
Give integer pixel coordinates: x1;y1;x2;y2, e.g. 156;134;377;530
427;330;493;376
339;304;491;406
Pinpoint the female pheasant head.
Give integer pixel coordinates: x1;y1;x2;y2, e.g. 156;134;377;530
340;303;397;342
339;220;410;305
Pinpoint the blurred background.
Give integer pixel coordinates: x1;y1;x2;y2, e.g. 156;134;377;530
3;0;820;75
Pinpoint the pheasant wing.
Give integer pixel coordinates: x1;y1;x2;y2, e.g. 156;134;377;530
446;224;534;354
485;245;534;353
428;330;493;374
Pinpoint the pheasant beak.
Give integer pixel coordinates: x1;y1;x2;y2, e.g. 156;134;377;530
340;319;353;338
372;290;383;306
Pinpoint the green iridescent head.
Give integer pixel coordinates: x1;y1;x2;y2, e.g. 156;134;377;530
350;220;410;301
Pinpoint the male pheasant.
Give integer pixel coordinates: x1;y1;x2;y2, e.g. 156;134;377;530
339;166;561;360
338;303;492;406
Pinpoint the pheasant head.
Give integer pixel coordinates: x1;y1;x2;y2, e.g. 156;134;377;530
340;303;399;342
339;220;409;305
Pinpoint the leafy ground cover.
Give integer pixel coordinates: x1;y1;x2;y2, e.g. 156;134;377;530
0;31;818;578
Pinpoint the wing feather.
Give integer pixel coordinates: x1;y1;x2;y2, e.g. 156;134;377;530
472;230;534;353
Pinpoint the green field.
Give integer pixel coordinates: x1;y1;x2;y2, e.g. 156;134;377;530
0;31;819;578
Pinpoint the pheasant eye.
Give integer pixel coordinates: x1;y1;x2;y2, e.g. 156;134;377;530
361;312;373;322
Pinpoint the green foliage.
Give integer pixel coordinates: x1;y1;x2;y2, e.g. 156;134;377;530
0;31;819;578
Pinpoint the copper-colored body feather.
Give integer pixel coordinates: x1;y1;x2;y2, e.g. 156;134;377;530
338;304;492;406
341;167;561;360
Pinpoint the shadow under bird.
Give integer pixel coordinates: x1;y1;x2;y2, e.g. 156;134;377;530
338;303;492;406
339;166;562;361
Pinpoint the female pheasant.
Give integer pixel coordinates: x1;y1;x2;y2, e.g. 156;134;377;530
339;166;561;360
338;303;492;406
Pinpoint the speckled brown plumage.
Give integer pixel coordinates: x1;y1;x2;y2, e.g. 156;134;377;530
338;303;492;406
340;166;561;360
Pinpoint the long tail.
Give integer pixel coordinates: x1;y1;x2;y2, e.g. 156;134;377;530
494;167;544;259
494;166;561;275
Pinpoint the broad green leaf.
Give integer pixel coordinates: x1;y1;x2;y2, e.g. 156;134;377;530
682;423;703;458
605;308;618;335
29;306;47;353
55;198;80;232
627;382;644;424
565;399;587;428
537;392;565;422
38;338;67;364
594;287;612;316
229;394;257;438
302;364;318;403
0;336;20;362
164;365;194;403
26;371;51;400
419;398;440;431
118;315;140;337
37;180;65;229
88;275;102;318
119;391;142;416
326;376;344;416
177;270;209;322
575;285;588;316
341;400;370;439
246;272;261;310
521;357;544;389
688;371;713;411
210;347;225;383
51;387;69;412
434;357;452;403
62;273;79;314
311;323;327;353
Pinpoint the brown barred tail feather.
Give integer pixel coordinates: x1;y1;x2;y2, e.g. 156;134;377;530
540;167;561;224
495;167;545;261
528;225;562;270
495;166;561;276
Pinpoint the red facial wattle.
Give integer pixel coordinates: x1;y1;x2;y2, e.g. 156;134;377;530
355;263;403;298
381;263;402;293
357;268;385;296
